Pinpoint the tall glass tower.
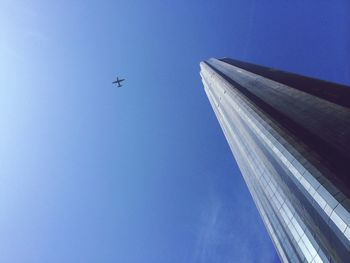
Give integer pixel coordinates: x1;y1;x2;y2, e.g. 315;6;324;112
200;58;350;262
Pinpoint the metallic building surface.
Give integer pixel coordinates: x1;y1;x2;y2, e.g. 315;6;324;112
200;58;350;263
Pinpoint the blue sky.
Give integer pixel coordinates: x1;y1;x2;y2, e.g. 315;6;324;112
0;1;349;262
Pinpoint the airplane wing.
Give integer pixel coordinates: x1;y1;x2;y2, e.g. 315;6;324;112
112;77;125;87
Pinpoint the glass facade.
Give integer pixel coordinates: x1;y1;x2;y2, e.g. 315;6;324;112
200;58;350;263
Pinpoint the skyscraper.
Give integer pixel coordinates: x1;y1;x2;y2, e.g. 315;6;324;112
200;58;350;263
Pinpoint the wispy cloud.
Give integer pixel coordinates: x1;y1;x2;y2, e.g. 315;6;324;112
191;189;278;263
192;195;221;263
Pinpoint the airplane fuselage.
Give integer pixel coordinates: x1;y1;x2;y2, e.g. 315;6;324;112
112;77;125;87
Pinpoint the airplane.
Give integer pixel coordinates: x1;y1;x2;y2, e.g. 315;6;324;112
112;77;125;87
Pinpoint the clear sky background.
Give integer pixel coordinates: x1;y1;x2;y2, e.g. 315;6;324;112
1;1;349;262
